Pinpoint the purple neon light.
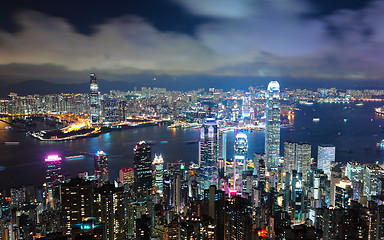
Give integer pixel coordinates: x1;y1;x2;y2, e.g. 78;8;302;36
45;155;62;162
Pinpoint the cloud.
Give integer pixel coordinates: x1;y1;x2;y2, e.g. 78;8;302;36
1;1;384;83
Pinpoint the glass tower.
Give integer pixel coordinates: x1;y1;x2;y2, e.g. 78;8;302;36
134;141;152;199
153;154;164;195
317;144;336;177
199;118;218;192
89;73;100;124
265;81;281;169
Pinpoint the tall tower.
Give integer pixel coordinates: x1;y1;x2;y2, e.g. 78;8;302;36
284;141;296;173
94;150;108;184
234;132;248;192
296;142;311;183
45;155;63;208
89;73;100;124
199;118;218;191
134;141;152;199
265;81;280;169
318;144;336;177
242;92;251;119
153;154;164;195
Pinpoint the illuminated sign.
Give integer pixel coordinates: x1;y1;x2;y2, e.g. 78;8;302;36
45;155;62;162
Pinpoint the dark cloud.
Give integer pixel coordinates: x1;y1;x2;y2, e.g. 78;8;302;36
0;1;384;83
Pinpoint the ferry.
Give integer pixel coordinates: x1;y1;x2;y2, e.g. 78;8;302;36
65;155;85;160
378;139;384;151
376;107;384;115
313;118;320;122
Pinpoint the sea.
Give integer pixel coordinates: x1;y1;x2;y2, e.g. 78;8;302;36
1;101;384;189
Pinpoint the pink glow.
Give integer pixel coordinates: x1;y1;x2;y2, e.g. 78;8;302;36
45;155;62;162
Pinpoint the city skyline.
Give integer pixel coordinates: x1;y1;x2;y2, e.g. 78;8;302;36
1;0;384;237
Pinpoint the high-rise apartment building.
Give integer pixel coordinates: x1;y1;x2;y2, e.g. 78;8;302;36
265;81;280;169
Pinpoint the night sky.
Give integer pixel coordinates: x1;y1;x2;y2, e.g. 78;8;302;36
0;0;383;85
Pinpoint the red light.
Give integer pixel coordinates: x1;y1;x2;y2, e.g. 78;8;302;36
258;228;268;238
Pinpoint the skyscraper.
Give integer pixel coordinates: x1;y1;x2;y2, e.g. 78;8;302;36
283;141;311;183
119;168;134;185
45;155;63;208
134;141;153;199
61;178;94;236
89;73;100;124
284;141;296;173
45;155;63;189
234;132;248;192
199;118;218;191
317;144;336;177
296;142;311;183
153;154;164;195
94;150;108;184
242;92;251;119
265;81;280;169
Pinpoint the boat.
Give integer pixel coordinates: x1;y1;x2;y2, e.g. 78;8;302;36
160;141;168;144
356;103;364;106
185;140;198;144
65;155;85;160
5;142;20;145
0;166;4;171
313;118;320;122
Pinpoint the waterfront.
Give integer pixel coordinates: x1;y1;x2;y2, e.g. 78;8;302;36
1;101;384;189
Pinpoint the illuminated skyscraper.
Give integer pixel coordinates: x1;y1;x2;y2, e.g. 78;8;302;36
296;142;311;183
134;141;152;199
153;154;164;195
94;150;108;184
234;132;248;184
45;155;63;208
317;144;336;177
284;141;296;173
283;141;311;183
265;81;280;169
61;178;94;236
199;118;218;191
242;92;251;119
119;168;134;185
45;155;63;189
89;73;100;124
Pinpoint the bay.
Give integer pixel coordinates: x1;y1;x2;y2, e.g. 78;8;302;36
1;101;384;189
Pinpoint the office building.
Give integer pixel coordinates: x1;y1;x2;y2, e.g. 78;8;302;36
153;154;164;195
94;150;108;184
199;118;218;191
317;144;335;177
265;81;281;169
89;73;100;124
119;168;134;185
134;141;153;199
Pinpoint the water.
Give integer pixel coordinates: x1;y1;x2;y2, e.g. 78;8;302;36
1;101;384;189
